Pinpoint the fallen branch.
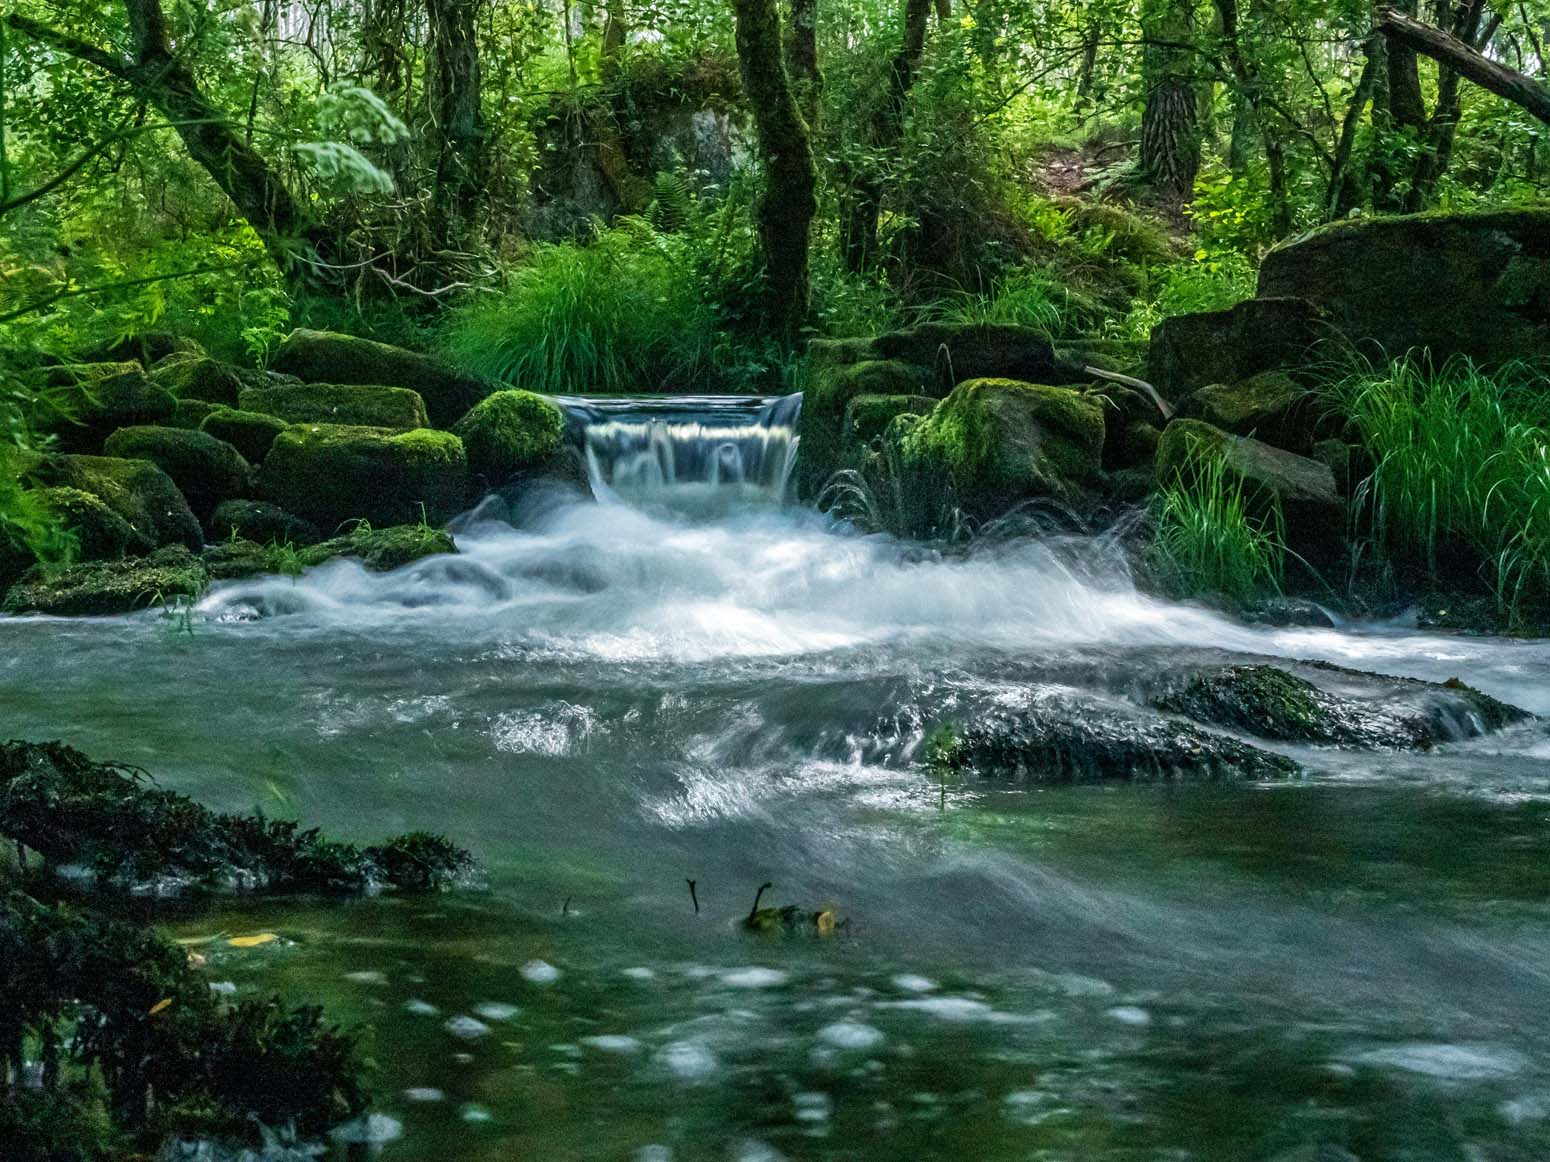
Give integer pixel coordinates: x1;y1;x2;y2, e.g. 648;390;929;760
1376;6;1550;125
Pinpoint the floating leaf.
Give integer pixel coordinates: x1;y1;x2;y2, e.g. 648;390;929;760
149;997;174;1016
228;933;279;948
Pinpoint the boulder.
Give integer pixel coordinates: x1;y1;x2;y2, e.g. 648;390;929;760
259;424;468;531
208;499;321;546
1259;209;1550;366
27;365;177;451
1178;371;1325;454
298;524;457;571
1147;297;1328;401
1150;663;1531;749
270;329;497;427
19;454;202;550
102;426;253;521
842;393;937;447
3;545;207;617
169;399;220;430
901;378;1106;512
200;408;289;464
872;323;1091;388
148;355;242;406
798;358;935;497
238;382;429;431
450;389;565;484
35;487;137;562
927;700;1301;783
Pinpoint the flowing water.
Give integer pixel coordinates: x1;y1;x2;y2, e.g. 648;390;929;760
4;396;1550;1161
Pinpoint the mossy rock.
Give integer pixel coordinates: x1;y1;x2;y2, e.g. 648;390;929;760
1147;297;1328;401
148;354;242;406
238;381;430;431
209;498;321;546
3;545;207;616
873;323;1091;387
901;378;1106;512
19;453;203;550
103;425;253;521
27;365;178;451
798;358;933;497
927;699;1301;783
169;398;220;429
451;389;566;484
1179;371;1324;454
271;328;496;427
843;393;938;446
299;524;457;571
36;486;137;562
1047;196;1179;266
201;407;289;464
259;423;468;531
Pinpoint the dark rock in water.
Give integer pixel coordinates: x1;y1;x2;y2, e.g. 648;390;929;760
270;328;496;427
1150;663;1532;749
3;545;208;616
0;739;478;894
799;357;936;498
927;699;1301;783
1238;597;1337;629
239;380;430;431
298;524;456;571
20;453;204;550
209;498;321;546
102;425;253;521
200;406;289;465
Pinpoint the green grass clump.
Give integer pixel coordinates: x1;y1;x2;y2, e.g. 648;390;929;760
1331;355;1550;623
1152;438;1287;602
440;222;736;394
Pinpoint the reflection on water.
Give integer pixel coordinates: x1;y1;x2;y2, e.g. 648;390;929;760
3;488;1550;1160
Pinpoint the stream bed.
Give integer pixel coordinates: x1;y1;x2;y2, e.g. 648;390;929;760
4;467;1550;1160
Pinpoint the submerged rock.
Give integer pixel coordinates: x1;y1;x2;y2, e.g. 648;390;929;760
102;425;253;521
927;699;1300;783
238;380;430;431
3;545;208;616
451;388;566;484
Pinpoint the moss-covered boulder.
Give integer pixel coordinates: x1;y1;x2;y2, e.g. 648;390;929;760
901;378;1106;512
798;358;935;497
102;425;253;521
3;545;207;616
148;354;242;406
259;424;468;530
208;498;321;546
19;454;203;550
1147;297;1328;401
450;389;566;484
873;323;1092;387
27;364;178;451
201;407;289;464
271;328;497;426
927;700;1300;783
238;381;430;431
169;397;220;429
35;486;137;562
1150;663;1532;749
1178;371;1324;454
299;523;457;571
843;393;938;447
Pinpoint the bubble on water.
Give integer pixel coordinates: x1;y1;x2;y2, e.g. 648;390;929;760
891;974;937;994
403;1087;444;1103
730;1140;784;1162
1105;1006;1152;1027
474;1002;520;1022
1346;1043;1529;1081
445;1015;492;1040
345;970;388;985
793;1091;832;1123
521;959;561;984
405;999;439;1016
654;1040;720;1083
1501;1094;1550;1126
880;997;993;1021
623;966;657;981
332;1113;403;1144
1003;1089;1062;1126
635;1147;673;1162
816;1021;885;1051
720;967;789;989
581;1034;643;1055
208;981;237;995
461;1103;494;1123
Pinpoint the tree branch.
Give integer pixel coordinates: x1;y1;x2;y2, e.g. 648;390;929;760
2;13;134;79
1376;5;1550;125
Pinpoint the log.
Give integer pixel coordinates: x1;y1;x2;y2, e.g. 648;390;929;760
1376;6;1550;126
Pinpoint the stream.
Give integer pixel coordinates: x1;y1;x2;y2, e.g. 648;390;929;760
2;396;1549;1161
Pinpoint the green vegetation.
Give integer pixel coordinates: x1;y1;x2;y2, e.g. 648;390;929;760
451;389;567;483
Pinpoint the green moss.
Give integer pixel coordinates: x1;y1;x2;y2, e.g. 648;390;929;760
238;381;430;431
299;523;457;571
798;359;933;497
901;378;1105;508
18;454;203;550
3;545;207;616
451;389;566;483
258;424;468;531
34;486;135;562
842;393;937;446
208;498;320;545
200;407;289;464
102;425;253;520
169;397;220;429
148;355;241;406
28;366;178;452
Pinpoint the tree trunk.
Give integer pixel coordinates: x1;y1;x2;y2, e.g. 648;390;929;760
1327;38;1381;217
785;0;821;129
1385;0;1428;131
731;0;818;343
1140;0;1201;198
425;0;485;252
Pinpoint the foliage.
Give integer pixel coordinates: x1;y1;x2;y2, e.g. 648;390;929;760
1330;355;1550;624
1118;251;1258;342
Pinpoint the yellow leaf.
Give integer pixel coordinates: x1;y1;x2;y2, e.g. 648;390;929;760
228;933;279;948
149;998;174;1016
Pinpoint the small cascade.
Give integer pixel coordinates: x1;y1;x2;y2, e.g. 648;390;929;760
554;393;802;510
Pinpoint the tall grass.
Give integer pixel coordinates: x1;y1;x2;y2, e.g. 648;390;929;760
439;220;737;394
1331;355;1550;623
1152;441;1286;602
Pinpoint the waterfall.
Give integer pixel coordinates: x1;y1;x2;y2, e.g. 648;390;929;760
553;393;802;510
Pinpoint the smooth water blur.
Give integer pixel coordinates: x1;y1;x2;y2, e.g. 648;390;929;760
4;480;1550;1160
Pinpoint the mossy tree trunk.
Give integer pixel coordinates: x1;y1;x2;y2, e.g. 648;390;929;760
731;0;819;342
1140;0;1202;199
785;0;822;129
426;0;486;253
